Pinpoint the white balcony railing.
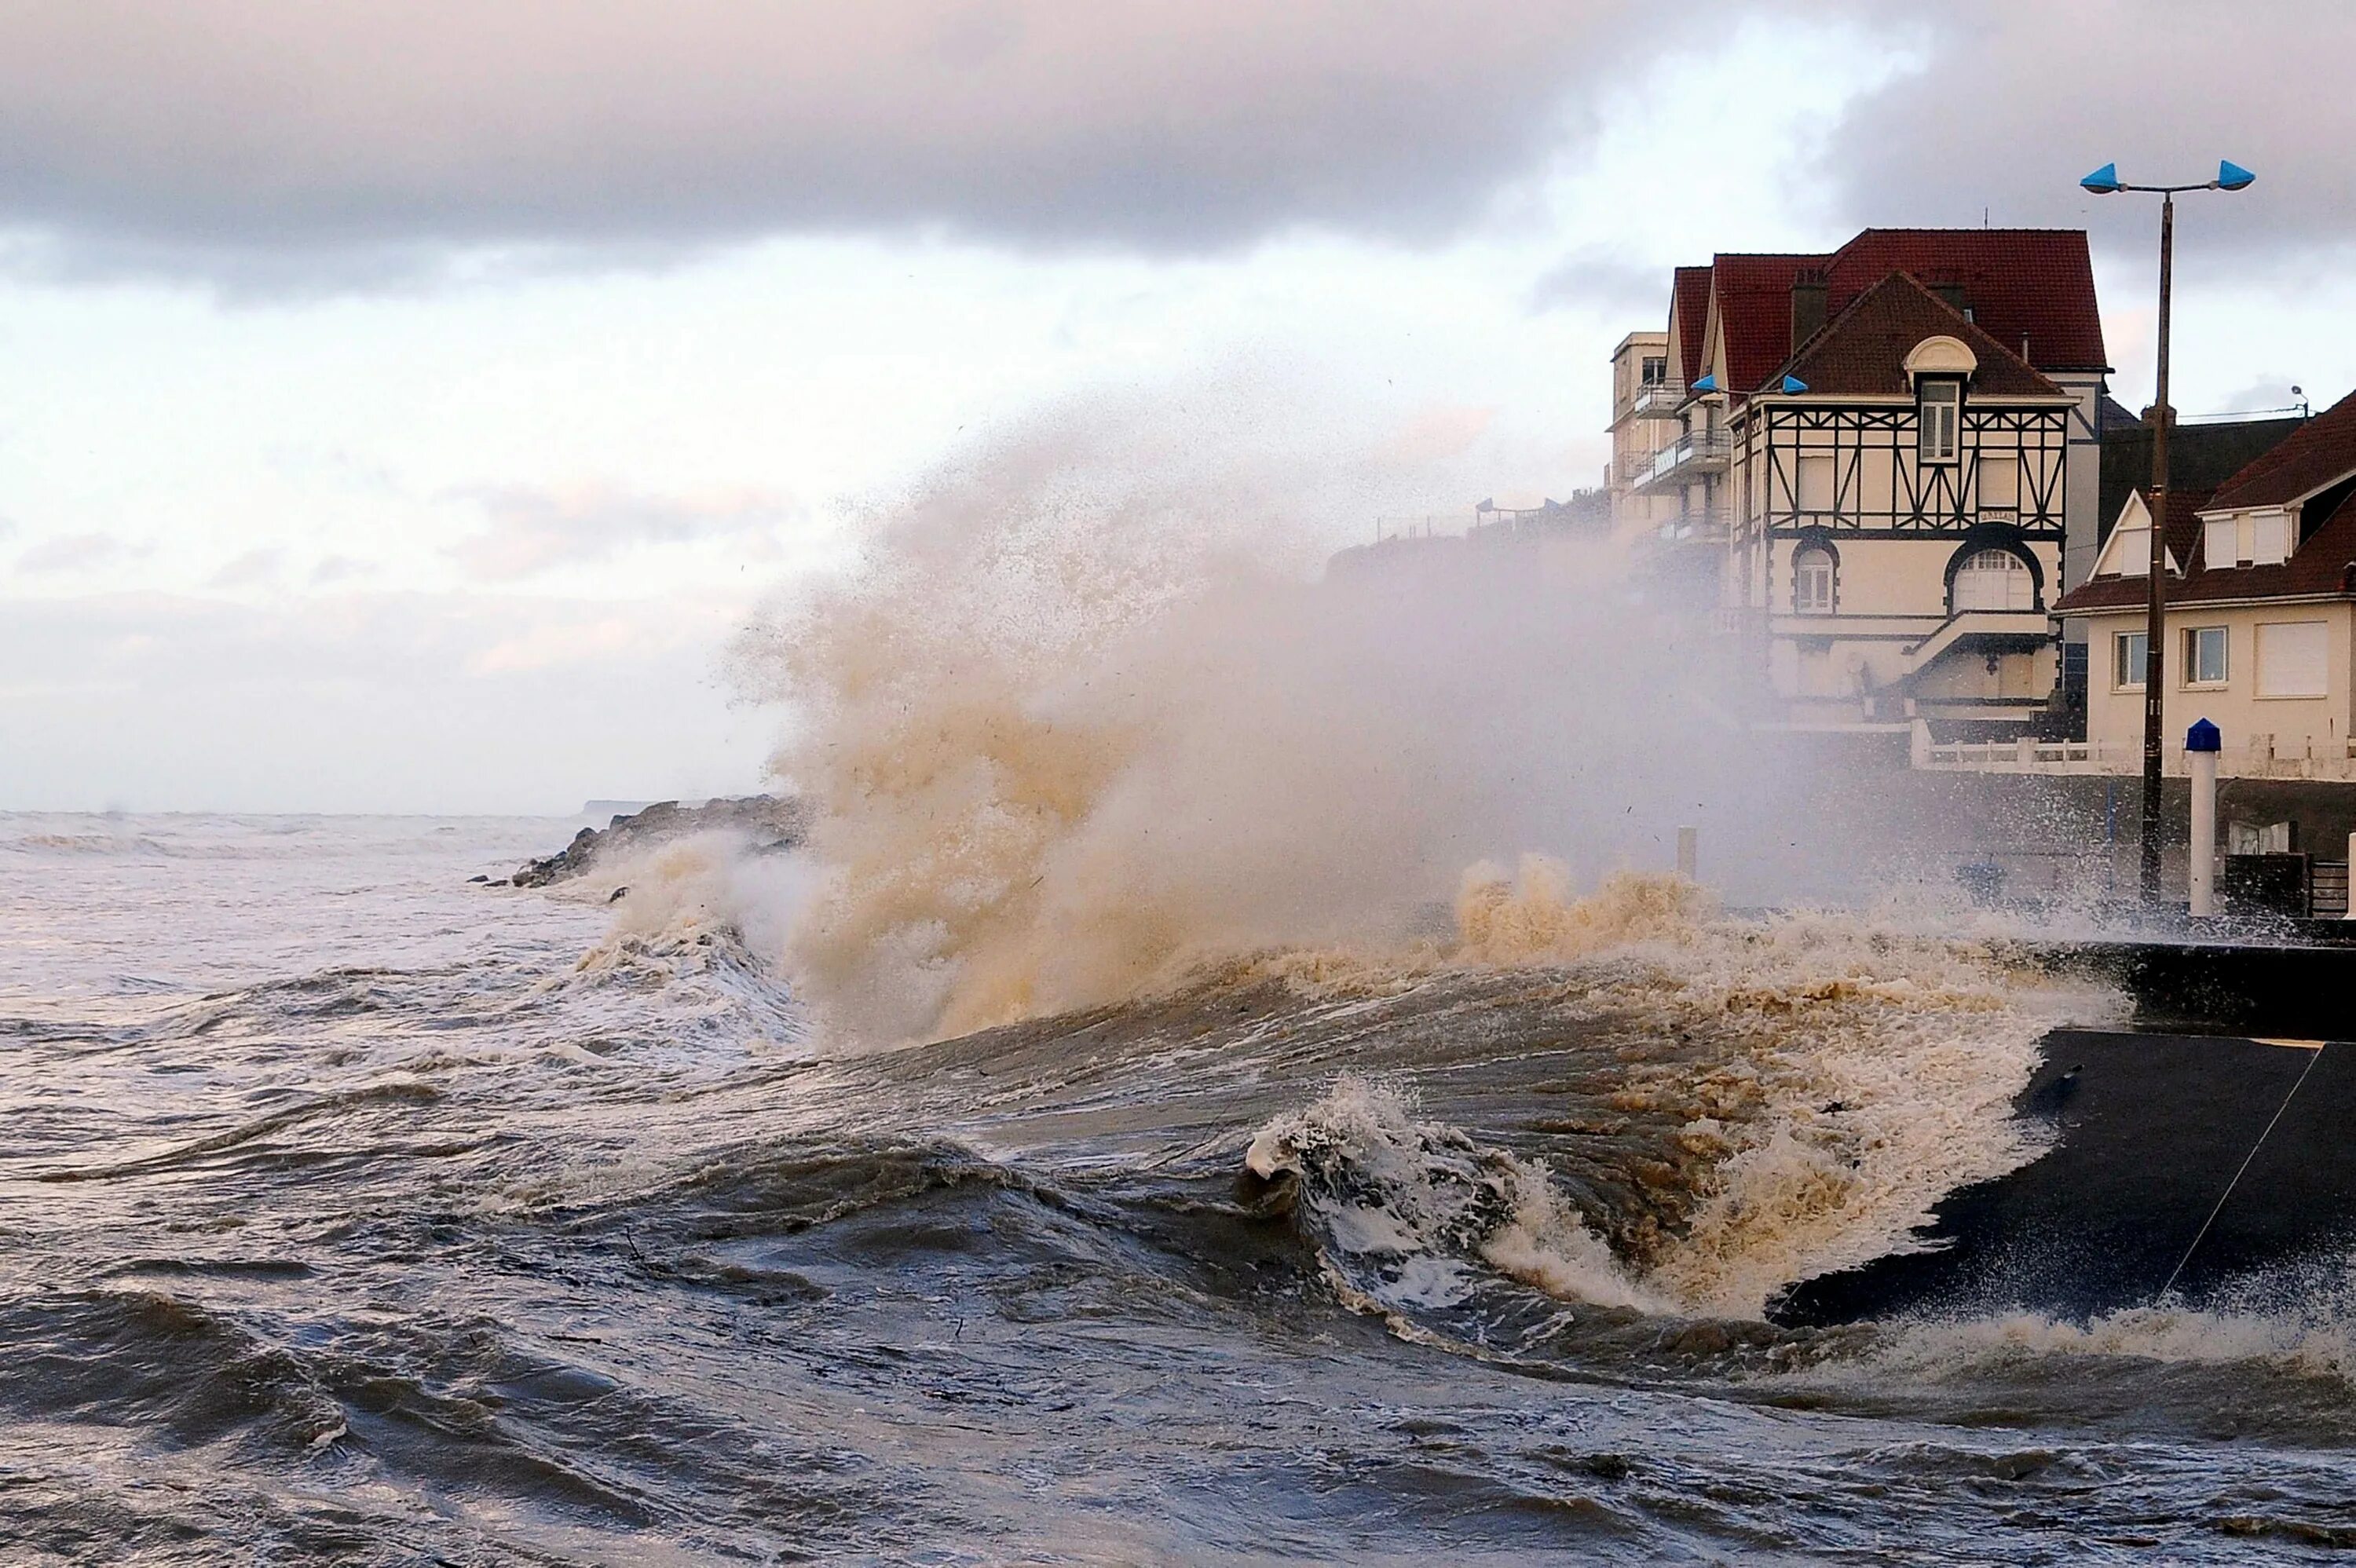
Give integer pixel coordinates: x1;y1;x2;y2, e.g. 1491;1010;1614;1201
1915;733;2356;780
1631;429;1732;493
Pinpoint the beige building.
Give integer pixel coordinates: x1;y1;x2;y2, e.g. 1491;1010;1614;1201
1607;331;1682;535
1619;230;2111;735
2058;386;2356;770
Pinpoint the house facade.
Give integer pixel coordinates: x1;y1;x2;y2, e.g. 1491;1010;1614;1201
2057;386;2356;770
1619;229;2111;734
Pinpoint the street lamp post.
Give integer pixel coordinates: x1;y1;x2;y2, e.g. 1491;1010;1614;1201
2080;159;2255;904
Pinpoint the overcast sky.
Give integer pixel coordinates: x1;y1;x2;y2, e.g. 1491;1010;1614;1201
4;2;2351;813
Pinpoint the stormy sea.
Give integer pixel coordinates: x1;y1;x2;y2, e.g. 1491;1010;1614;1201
10;810;2356;1566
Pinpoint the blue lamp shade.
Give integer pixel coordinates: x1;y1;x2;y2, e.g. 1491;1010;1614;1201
1781;375;1809;394
2217;159;2256;191
2186;718;2222;753
1691;372;1718;393
2080;162;2122;194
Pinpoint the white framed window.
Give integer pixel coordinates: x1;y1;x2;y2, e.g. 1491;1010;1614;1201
1796;454;1835;514
2256;620;2329;699
1793;546;1836;613
1952;547;2033;612
1641;356;1668;385
1918;380;1961;463
2183;625;2229;685
2204;516;2240;567
2114;630;2148;690
2252;510;2293;565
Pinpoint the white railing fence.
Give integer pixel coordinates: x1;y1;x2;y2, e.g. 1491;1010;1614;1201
1914;729;2356;780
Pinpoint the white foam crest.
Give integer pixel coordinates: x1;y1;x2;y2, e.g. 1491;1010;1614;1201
541;832;812;1046
1857;1297;2356;1387
1247;1076;1661;1314
1249;864;2123;1319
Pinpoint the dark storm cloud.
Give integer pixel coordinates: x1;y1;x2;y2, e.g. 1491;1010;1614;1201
1820;3;2356;266
0;2;1654;289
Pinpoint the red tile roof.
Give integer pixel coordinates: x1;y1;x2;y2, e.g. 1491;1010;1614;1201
2206;385;2356;510
1779;272;2062;398
1822;229;2107;372
1670;265;1713;386
1707;253;1822;397
2054;486;2356;612
1676;228;2107;400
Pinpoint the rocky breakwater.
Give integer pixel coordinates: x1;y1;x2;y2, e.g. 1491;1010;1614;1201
508;796;807;888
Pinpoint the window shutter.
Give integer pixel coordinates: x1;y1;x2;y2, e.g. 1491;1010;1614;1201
2203;517;2238;568
2256;621;2329;698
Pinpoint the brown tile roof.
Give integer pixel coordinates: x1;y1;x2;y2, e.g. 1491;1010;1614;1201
1670;265;1713;386
1776;271;2063;398
1822;229;2107;371
2055;486;2356;612
2206;385;2356;510
2098;415;2307;544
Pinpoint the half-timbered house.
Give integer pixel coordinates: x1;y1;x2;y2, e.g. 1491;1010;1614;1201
1622;229;2110;735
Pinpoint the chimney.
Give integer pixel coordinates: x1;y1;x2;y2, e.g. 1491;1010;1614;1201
1790;269;1827;353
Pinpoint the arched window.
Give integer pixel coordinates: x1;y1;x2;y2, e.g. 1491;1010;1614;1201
1793;545;1836;613
1952;547;2033;612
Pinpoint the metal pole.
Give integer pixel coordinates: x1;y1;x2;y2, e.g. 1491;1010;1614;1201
2139;192;2175;902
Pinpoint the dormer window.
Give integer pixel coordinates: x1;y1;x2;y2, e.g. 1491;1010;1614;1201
2252;510;2292;565
1919;380;1961;464
2200;508;2296;568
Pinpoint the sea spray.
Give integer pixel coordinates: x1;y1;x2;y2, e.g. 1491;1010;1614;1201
734;406;1824;1046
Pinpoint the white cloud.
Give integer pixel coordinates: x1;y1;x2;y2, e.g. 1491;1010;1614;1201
14;532;146;575
207;546;284;589
447;482;796;581
0;590;768;811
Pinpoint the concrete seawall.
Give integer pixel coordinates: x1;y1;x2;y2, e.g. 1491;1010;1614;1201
1775;939;2356;1326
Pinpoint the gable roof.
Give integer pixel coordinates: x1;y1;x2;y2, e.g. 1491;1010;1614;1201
1669;265;1713;386
1673;228;2107;404
1705;253;1822;396
2080;485;2214;586
2205;385;2356;511
1820;229;2108;371
1776;271;2064;398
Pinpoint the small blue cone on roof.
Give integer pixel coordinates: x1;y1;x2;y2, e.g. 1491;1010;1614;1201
1692;372;1717;393
2218;159;2256;191
1781;374;1809;394
2187;718;2222;753
2080;162;2122;193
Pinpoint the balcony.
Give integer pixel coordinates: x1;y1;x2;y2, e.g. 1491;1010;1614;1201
1626;378;1688;421
1630;429;1731;493
1655;503;1730;545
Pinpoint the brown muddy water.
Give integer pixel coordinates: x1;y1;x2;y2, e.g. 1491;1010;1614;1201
8;813;2356;1565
